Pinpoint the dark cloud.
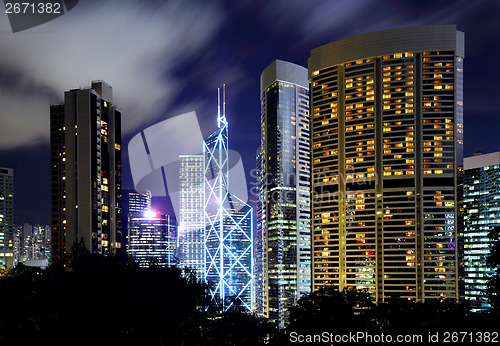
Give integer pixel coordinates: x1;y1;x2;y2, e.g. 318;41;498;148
0;0;226;148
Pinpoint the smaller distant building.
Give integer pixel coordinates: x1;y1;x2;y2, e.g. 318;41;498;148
462;151;500;311
14;223;51;266
127;211;177;268
122;189;152;260
0;167;14;269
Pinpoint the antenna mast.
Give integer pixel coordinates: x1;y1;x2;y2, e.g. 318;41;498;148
217;84;227;128
223;83;226;121
217;87;221;128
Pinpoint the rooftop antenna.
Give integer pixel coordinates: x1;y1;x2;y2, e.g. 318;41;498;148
217;84;227;128
217;87;221;128
223;83;226;121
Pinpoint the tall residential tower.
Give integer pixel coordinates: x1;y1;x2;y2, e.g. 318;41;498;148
50;81;122;263
309;25;464;301
257;60;311;326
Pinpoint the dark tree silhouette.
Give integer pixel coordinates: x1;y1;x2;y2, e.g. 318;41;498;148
0;250;270;346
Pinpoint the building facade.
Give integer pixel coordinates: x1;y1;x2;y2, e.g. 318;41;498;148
128;212;177;267
204;87;253;311
178;154;205;279
50;81;122;263
462;152;500;311
257;60;311;326
123;189;152;216
0;167;14;269
309;25;464;301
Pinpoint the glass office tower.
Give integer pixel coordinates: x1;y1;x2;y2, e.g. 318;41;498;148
257;60;311;327
309;25;464;301
178;154;205;280
204;87;253;312
462;152;500;311
122;189;152;261
128;213;177;267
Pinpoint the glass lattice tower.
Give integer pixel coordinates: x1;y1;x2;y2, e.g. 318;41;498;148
462;152;500;311
257;60;311;327
204;88;253;311
178;154;205;280
310;25;463;301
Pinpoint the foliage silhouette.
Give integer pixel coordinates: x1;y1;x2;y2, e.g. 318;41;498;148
0;251;267;346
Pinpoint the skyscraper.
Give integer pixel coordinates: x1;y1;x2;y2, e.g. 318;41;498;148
0;167;14;269
309;25;464;301
50;81;122;263
462;152;500;311
257;60;311;326
178;154;205;279
204;87;253;311
128;212;177;267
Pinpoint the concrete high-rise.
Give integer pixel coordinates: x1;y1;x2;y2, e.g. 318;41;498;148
309;25;464;301
0;167;14;269
462;152;500;311
50;81;122;263
178;154;204;279
257;60;311;326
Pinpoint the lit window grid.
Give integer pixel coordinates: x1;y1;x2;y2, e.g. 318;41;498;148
381;190;418;298
178;155;205;279
382;55;416;176
421;51;456;175
462;163;500;310
311;51;461;301
311;65;339;185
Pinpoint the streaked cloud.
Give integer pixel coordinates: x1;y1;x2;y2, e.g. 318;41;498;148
0;0;225;149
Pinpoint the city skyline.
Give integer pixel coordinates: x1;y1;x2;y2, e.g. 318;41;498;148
0;0;499;228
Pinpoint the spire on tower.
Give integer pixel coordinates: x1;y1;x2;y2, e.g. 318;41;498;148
217;84;227;128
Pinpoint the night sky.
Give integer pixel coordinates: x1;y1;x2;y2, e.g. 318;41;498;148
0;0;499;226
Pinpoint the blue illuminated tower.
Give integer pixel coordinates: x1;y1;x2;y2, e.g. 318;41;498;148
204;86;253;311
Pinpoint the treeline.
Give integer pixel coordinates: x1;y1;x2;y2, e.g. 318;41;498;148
0;251;498;345
0;252;274;345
